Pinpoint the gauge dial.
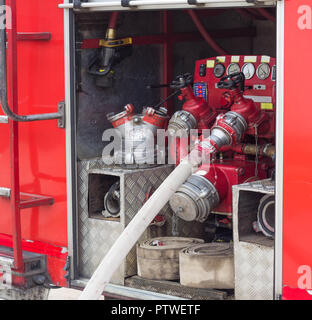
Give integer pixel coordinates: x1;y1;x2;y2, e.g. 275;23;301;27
213;63;225;78
241;63;255;80
256;63;271;80
227;63;241;75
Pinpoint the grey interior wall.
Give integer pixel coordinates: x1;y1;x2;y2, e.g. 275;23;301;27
252;19;276;57
75;9;276;160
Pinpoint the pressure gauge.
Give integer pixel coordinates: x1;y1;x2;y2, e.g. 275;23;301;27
256;63;271;80
227;63;240;75
241;63;255;80
213;63;225;78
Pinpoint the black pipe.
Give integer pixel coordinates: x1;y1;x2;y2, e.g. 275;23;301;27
0;0;63;122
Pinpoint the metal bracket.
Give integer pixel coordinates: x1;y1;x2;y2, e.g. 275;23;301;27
58;101;66;129
0;188;55;209
73;0;87;9
121;0;131;7
0;187;10;198
0;115;8;123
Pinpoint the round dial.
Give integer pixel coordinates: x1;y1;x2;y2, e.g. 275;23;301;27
227;63;241;75
241;63;255;80
213;63;225;78
256;63;271;80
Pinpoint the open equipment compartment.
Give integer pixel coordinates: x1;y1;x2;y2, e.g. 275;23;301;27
64;2;279;300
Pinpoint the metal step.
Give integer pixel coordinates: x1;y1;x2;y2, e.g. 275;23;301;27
0;246;45;272
125;276;233;300
0;246;46;289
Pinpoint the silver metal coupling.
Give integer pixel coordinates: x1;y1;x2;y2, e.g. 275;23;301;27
169;174;220;223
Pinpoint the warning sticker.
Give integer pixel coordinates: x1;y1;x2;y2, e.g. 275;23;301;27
244;56;257;63
231;56;240;63
216;56;226;63
261;55;271;63
261;103;274;110
206;60;215;68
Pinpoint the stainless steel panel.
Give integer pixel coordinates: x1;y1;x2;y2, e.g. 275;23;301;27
232;179;275;300
77;160;175;284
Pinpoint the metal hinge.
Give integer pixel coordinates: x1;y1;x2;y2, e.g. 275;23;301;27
0;187;10;198
73;0;88;9
0;116;8;123
58;101;66;129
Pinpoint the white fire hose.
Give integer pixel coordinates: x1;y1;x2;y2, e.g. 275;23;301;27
79;154;201;300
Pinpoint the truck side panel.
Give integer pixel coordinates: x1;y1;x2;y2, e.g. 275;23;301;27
283;0;312;299
0;0;67;286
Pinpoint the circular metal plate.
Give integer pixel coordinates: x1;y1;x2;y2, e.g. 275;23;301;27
169;192;198;222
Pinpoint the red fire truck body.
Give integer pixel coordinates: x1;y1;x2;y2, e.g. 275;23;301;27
0;0;311;300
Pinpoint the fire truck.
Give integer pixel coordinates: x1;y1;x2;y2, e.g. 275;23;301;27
0;0;311;300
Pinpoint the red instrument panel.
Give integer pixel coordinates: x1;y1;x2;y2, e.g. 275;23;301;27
194;55;276;111
193;55;276;139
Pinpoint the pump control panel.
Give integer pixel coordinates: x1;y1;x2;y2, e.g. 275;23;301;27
194;55;276;111
193;55;276;139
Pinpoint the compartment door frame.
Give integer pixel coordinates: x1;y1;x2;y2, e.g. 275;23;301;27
274;0;284;300
63;0;283;299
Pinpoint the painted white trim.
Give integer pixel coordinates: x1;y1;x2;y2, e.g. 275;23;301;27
274;0;284;299
64;2;77;279
59;0;276;10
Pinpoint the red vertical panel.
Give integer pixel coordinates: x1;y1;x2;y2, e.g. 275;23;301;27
0;0;67;285
7;0;23;275
283;0;312;297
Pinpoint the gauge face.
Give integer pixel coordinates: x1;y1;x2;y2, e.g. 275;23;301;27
213;63;225;78
227;63;241;75
241;63;255;80
256;63;271;80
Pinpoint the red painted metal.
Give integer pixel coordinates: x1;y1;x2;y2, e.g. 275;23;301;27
282;286;312;300
0;233;67;260
170;55;276;164
0;0;67;287
0;1;310;300
7;0;23;276
282;0;312;298
142;108;169;128
0;233;68;287
194;56;276;140
196;160;267;215
179;85;216;130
